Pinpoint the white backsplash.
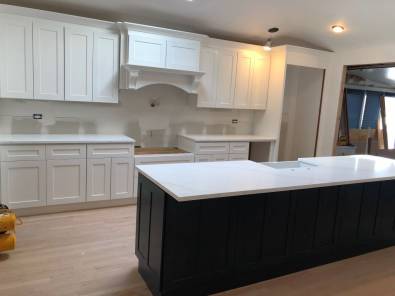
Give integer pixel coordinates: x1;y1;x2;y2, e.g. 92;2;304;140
0;85;255;147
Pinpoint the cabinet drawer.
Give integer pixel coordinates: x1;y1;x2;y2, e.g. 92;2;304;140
195;154;229;162
229;142;250;154
87;144;133;159
46;144;86;160
0;145;45;161
229;153;249;161
195;142;229;155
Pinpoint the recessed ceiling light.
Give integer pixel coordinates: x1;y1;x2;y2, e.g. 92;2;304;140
186;0;194;2
331;25;345;33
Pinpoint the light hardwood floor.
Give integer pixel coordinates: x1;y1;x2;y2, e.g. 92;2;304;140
2;206;395;296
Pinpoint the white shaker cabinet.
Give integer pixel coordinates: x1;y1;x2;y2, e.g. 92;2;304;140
47;159;87;205
1;160;46;209
128;31;166;68
166;38;200;71
249;54;270;110
234;50;254;109
93;31;119;103
33;20;64;101
197;47;218;108
65;25;93;102
111;157;134;200
216;48;237;108
87;158;111;201
0;15;34;99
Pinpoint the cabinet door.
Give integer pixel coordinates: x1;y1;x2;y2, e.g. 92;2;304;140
47;159;86;205
212;154;229;161
0;15;33;99
249;53;270;110
234;50;254;109
128;31;166;68
111;158;134;199
1;161;46;209
216;49;237;108
197;47;218;108
33;20;64;101
228;153;249;160
93;31;119;103
166;38;200;71
87;158;111;201
65;25;93;102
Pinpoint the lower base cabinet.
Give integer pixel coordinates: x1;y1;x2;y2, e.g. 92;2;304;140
111;158;134;200
0;143;134;209
0;160;46;209
87;158;111;201
47;159;87;205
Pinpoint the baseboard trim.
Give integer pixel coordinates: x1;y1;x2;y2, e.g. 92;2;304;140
14;199;136;217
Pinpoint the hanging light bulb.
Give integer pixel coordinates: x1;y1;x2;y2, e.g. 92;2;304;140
263;27;279;51
263;38;272;51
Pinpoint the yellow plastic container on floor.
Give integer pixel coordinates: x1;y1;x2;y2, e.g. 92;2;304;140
0;212;16;232
0;233;16;252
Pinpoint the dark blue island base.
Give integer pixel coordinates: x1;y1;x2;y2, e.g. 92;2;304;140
136;174;395;296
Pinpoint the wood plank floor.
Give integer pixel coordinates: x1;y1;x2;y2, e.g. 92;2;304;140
2;206;395;296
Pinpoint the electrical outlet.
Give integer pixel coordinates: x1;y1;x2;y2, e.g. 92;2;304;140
232;119;239;124
33;113;43;120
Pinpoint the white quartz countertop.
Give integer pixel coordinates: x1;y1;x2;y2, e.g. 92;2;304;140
137;155;395;202
0;134;135;144
178;134;276;142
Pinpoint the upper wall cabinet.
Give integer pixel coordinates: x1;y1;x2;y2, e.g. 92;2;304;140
128;31;166;68
33;20;64;101
65;25;94;102
197;42;270;110
93;32;119;103
0;15;34;99
0;9;119;104
166;38;200;71
128;31;200;72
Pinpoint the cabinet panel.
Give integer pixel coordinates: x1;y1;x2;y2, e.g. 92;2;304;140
195;142;229;155
228;153;249;161
1;161;46;209
216;49;236;108
0;145;45;161
93;31;119;103
128;32;166;68
229;142;250;154
0;15;33;99
87;144;133;159
65;25;93;102
87;158;111;201
33;20;64;101
46;144;86;160
166;38;200;71
111;157;133;199
47;159;86;205
234;50;253;109
249;54;270;110
197;47;218;108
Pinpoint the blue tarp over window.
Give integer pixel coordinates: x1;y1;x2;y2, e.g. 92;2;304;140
345;89;387;129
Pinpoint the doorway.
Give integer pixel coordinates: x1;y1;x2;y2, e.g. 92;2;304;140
278;65;325;161
336;64;395;157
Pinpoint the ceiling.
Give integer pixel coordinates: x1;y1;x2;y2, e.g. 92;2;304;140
348;67;395;90
1;0;393;51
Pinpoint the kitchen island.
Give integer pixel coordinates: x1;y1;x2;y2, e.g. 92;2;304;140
135;155;395;296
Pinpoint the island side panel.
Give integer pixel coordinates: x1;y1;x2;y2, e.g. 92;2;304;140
136;175;395;296
136;174;166;295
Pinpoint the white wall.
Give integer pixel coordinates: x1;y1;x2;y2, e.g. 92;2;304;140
0;84;255;146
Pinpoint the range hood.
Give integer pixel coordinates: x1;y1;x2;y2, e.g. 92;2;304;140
120;64;205;94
